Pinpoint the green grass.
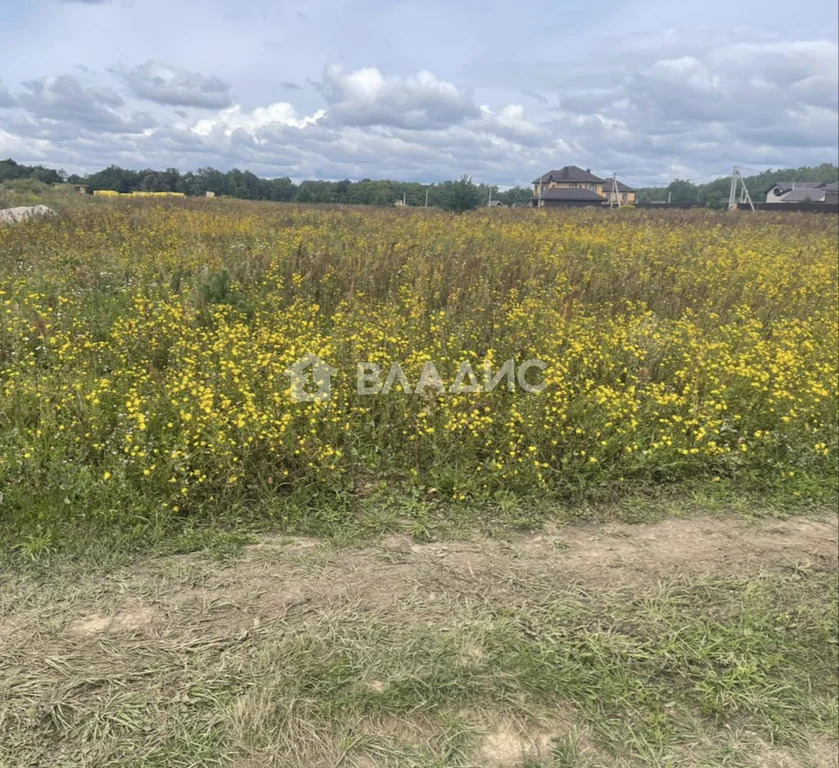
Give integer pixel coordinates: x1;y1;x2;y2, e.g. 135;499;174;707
2;554;835;767
3;468;835;569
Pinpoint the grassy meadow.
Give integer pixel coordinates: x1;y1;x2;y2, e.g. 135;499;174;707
1;195;838;767
0;197;837;557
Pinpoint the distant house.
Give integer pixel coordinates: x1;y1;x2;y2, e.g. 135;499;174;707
600;176;637;206
532;187;605;207
765;181;838;204
531;166;635;207
488;199;505;207
52;182;88;194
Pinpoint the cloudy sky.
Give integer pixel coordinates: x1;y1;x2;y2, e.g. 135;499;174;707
1;0;837;187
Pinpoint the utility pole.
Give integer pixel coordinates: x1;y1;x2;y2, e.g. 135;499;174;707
610;173;621;209
424;188;428;208
741;176;755;211
728;166;755;211
728;166;738;211
537;177;543;208
488;186;492;207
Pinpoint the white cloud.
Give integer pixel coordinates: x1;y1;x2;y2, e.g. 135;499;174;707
474;104;550;145
1;26;836;188
319;65;481;129
192;102;325;136
643;57;719;91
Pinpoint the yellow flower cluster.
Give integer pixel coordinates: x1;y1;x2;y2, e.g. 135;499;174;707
0;201;836;519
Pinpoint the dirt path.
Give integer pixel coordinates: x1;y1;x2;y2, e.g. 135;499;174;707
1;512;837;767
8;513;834;645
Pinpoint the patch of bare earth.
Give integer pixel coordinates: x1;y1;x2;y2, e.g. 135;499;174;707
1;512;836;766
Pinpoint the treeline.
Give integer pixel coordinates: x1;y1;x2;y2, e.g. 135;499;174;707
1;158;532;210
4;157;838;210
637;164;839;208
0;158;64;185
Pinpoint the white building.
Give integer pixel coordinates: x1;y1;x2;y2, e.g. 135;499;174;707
765;181;838;204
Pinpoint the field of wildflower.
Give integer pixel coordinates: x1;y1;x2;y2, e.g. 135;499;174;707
1;198;836;555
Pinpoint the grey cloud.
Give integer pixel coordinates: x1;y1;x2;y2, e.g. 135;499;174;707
0;80;17;108
791;76;839;110
17;75;156;134
3;32;837;189
1;113;87;143
707;41;838;89
522;90;550;105
4;100;831;188
544;38;839;178
454;27;836;182
112;61;232;108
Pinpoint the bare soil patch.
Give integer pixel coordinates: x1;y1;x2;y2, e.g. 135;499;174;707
1;511;836;767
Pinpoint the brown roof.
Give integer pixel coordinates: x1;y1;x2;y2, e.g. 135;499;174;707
533;188;606;201
532;165;605;184
601;176;635;193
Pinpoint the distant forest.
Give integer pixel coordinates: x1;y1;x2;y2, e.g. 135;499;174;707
635;163;839;208
2;157;837;210
0;158;530;211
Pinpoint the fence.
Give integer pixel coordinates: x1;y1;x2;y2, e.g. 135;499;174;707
739;202;838;214
635;202;703;210
635;202;838;213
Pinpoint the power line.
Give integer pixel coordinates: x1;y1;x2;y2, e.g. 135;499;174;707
683;168;737;184
604;167;732;190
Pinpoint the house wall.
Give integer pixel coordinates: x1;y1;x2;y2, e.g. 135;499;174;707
53;184;88;194
535;198;605;208
533;181;604;195
602;189;637;205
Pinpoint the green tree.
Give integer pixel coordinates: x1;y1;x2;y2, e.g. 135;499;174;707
666;179;699;204
496;186;532;206
266;177;295;201
440;175;482;212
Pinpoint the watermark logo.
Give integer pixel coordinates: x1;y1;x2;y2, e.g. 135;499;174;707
285;354;546;402
284;353;337;402
357;359;546;396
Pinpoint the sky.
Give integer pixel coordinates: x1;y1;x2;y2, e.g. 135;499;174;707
1;0;837;187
